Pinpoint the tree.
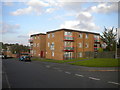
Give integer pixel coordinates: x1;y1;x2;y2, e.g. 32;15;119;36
101;27;117;51
10;43;30;54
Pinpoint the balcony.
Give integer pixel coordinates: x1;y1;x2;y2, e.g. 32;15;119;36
64;36;74;41
29;39;33;43
64;46;74;52
94;39;100;43
94;47;100;51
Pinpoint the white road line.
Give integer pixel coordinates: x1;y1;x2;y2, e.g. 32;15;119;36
75;74;84;77
65;72;71;74
108;81;120;85
3;68;11;88
46;65;50;68
89;77;100;80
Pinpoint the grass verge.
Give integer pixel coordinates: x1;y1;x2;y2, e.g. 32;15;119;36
32;57;87;63
69;58;120;67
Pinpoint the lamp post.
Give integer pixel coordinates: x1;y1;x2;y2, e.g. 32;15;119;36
115;28;118;59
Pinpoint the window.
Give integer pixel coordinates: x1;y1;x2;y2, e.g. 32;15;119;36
65;32;68;35
48;42;50;47
64;42;72;47
78;43;82;48
85;43;89;48
37;43;39;47
52;51;54;56
38;36;40;39
50;42;55;50
86;34;88;39
79;33;82;38
78;52;82;57
33;50;36;55
94;35;99;39
52;33;54;38
34;43;36;47
48;34;50;38
34;37;36;39
64;32;72;36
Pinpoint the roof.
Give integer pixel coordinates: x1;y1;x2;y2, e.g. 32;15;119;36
31;33;46;37
47;28;100;35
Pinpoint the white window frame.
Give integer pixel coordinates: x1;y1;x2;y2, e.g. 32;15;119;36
52;33;54;38
79;43;82;48
52;51;54;56
34;43;36;47
78;52;82;57
64;32;72;36
85;43;89;48
48;42;50;47
79;33;82;38
48;34;50;38
50;42;55;50
86;34;88;39
37;43;39;47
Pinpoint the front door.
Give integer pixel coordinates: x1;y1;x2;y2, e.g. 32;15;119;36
40;51;43;58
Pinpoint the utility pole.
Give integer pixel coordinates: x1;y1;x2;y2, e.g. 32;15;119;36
115;28;118;59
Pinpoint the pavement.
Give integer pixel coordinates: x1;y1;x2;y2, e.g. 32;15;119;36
2;58;120;88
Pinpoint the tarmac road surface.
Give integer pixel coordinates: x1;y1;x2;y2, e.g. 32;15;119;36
2;58;120;88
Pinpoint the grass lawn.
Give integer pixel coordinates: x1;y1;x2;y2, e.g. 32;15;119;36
69;58;120;67
32;58;87;63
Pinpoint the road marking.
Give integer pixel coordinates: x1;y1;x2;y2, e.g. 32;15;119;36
3;66;11;88
88;77;100;80
65;72;71;74
46;65;50;68
108;81;120;85
75;74;84;77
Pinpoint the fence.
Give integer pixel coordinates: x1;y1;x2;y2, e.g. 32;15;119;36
84;51;115;58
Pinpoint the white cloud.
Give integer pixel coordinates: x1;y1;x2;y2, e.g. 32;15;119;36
60;11;100;32
27;0;49;7
11;6;33;16
60;20;80;29
0;22;20;34
46;8;57;13
86;2;118;13
11;0;49;16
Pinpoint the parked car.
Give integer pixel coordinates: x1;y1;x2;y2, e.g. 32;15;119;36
0;54;7;59
19;53;31;61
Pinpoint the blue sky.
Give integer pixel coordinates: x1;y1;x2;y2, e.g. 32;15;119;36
1;0;119;45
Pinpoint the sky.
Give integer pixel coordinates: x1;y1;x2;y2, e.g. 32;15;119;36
0;0;119;46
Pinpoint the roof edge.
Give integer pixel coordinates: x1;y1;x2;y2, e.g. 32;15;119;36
47;28;100;35
31;33;46;37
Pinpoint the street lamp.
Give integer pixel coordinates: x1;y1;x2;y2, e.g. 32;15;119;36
115;28;118;59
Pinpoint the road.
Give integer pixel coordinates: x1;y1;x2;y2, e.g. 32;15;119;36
2;58;120;88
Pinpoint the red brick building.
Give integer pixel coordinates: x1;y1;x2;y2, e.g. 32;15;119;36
29;29;100;60
29;33;46;58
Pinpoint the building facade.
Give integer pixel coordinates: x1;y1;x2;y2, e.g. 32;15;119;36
29;29;100;60
46;29;100;60
29;33;46;58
